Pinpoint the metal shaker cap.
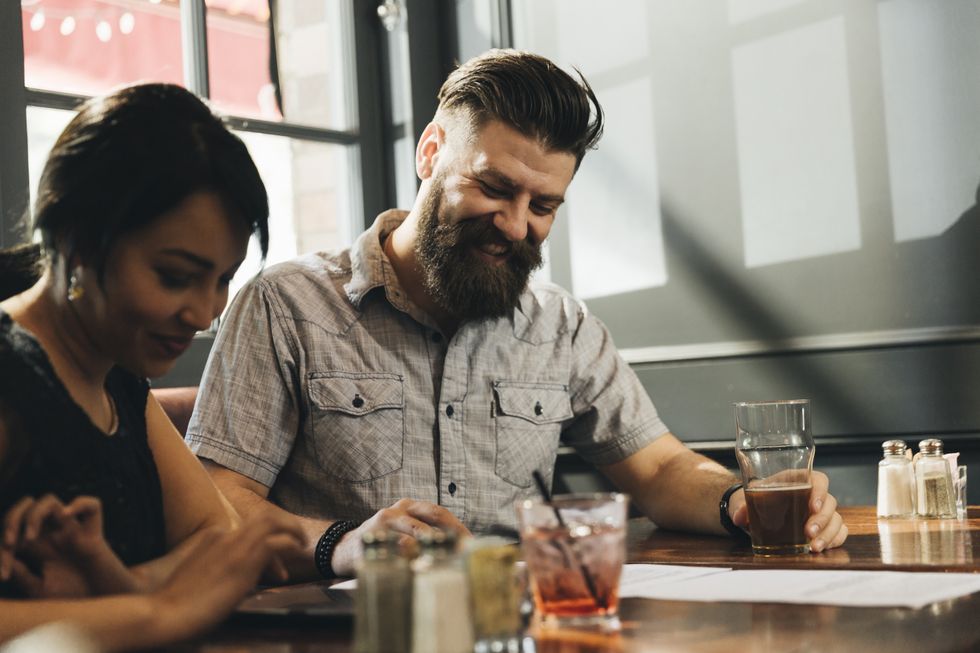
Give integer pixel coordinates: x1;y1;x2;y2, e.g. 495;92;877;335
882;440;908;455
918;438;944;455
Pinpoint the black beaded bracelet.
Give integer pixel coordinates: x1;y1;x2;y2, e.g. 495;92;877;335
719;482;751;541
314;520;361;579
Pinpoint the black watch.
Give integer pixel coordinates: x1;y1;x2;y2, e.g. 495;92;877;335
719;482;750;541
314;520;361;579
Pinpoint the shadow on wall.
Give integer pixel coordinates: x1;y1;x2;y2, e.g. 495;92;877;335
656;199;882;437
580;148;978;438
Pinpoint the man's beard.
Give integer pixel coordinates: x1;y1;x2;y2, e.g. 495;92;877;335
414;182;543;321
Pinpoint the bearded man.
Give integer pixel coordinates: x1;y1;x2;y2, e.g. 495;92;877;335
186;50;847;581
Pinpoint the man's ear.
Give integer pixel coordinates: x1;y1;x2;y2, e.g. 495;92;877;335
416;121;444;180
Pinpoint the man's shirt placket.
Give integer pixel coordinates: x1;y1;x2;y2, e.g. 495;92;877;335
437;327;468;519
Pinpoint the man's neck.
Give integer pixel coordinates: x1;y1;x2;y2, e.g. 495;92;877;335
381;219;459;337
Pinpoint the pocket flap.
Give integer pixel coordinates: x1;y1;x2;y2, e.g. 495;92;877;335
493;381;572;425
309;373;403;416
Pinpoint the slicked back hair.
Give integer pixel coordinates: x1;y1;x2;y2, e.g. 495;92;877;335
436;49;603;170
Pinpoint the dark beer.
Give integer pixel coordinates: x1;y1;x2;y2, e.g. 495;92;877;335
744;485;811;555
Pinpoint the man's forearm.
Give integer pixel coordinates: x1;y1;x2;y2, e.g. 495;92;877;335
639;449;740;534
601;434;741;536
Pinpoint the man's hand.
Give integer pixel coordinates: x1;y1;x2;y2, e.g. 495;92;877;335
330;499;471;577
729;471;848;552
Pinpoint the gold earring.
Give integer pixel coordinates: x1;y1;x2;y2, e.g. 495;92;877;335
67;271;85;302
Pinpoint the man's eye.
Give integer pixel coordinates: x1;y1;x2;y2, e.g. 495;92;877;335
531;204;556;216
480;183;508;198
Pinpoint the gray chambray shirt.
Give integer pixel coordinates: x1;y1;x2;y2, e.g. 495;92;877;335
185;210;669;532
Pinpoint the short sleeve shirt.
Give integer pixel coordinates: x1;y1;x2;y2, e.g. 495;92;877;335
185;210;668;532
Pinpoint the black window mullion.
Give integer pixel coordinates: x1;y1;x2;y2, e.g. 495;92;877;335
405;0;459;149
222;116;358;145
352;0;395;230
181;0;210;98
490;0;513;49
0;0;29;248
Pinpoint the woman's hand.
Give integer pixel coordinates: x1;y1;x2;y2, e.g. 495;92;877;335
1;495;137;597
147;512;305;641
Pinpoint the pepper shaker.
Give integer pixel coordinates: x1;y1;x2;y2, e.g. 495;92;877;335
914;438;957;519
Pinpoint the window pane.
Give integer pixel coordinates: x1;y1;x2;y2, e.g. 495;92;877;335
26;105;75;215
228;132;356;304
208;0;355;129
22;0;184;96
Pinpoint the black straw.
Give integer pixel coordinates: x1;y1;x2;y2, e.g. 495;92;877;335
531;470;605;609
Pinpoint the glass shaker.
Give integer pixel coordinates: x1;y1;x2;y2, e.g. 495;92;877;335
353;531;412;653
914;438;957;519
410;530;474;653
877;440;915;518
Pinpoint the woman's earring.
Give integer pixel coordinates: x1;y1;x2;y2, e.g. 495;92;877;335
67;270;85;302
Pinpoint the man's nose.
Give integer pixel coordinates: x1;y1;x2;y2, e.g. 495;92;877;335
492;202;529;242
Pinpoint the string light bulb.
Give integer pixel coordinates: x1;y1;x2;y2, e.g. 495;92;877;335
96;19;112;42
59;16;76;36
119;12;135;35
30;10;45;31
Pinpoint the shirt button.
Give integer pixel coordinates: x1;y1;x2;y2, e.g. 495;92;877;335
431;331;442;343
448;482;457;495
534;401;543;416
445;404;454;417
352;394;364;408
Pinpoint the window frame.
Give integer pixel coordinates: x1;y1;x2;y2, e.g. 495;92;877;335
0;0;393;249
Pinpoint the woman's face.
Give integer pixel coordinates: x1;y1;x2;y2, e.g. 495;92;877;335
72;191;251;378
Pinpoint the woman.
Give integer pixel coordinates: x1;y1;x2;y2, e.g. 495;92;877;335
0;83;302;650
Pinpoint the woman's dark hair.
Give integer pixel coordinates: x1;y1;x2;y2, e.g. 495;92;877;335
437;49;604;170
0;244;42;301
31;83;269;280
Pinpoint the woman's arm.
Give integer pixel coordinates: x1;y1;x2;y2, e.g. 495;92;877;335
0;512;305;652
127;393;241;589
0;594;161;652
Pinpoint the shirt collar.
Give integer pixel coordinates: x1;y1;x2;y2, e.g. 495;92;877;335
344;209;409;308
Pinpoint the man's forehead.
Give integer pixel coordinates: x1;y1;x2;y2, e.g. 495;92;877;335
460;120;576;190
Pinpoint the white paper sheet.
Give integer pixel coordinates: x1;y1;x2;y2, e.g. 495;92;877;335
618;564;980;609
333;564;980;609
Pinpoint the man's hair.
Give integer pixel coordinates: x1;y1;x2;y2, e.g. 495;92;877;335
436;49;603;169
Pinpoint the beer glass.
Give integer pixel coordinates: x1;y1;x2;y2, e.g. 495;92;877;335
734;400;814;555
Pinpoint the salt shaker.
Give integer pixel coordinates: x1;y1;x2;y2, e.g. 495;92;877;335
914;438;957;519
877;440;915;518
410;530;474;653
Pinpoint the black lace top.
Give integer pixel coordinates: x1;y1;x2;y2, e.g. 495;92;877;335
0;309;167;567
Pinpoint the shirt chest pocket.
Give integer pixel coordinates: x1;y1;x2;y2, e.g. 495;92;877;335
308;373;404;482
492;381;573;488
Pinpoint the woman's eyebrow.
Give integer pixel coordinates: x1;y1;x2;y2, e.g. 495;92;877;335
159;248;214;270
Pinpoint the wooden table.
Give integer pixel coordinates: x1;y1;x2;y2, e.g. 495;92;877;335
172;507;980;652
